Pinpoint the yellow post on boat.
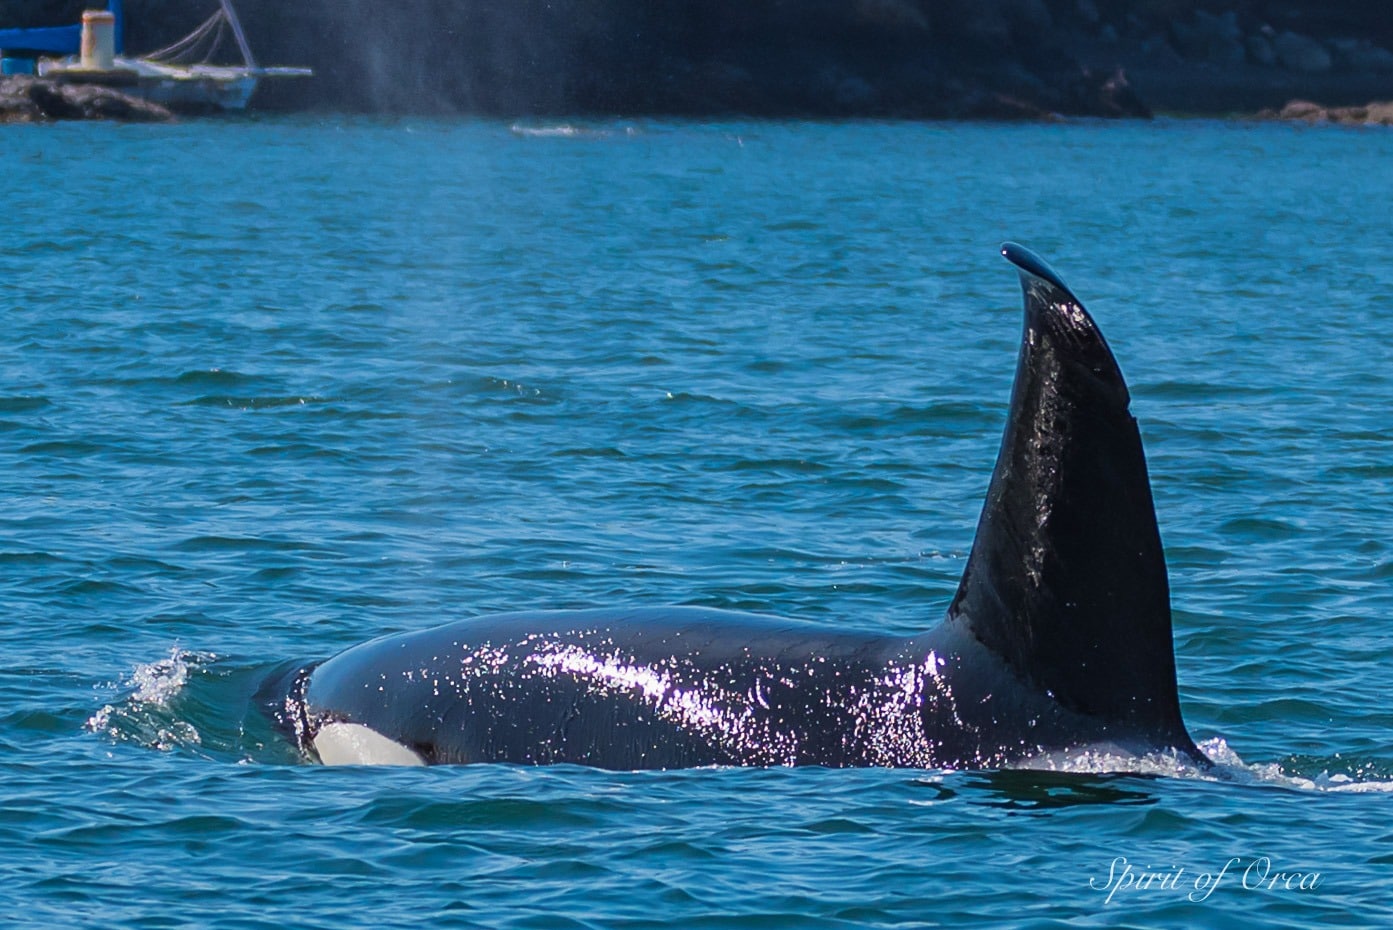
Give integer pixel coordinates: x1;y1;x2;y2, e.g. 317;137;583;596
79;9;116;71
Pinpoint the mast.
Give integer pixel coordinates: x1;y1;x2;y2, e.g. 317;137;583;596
218;0;256;68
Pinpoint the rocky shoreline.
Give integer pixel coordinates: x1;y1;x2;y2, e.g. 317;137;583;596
1257;98;1393;126
0;74;171;122
7;69;1389;127
4;1;1393;121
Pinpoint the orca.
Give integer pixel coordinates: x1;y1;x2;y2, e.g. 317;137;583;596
264;243;1204;770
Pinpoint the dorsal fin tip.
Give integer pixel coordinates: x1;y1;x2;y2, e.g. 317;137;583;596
1000;241;1073;296
1002;241;1129;406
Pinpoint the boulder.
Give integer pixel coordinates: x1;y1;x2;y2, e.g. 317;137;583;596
826;70;877;111
854;0;929;34
1246;32;1277;68
1273;31;1333;73
1328;39;1393;74
1170;10;1245;66
0;75;173;122
1258;99;1393;126
1365;102;1393;124
1005;0;1053;33
1276;99;1329;120
1073;67;1151;118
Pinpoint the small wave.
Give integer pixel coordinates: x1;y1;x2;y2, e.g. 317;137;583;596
1021;737;1393;793
177;394;320;410
509;122;642;139
87;648;211;752
0;395;50;413
510;124;603;139
173;368;256;388
19;439;105;456
1197;738;1393;793
88;650;304;764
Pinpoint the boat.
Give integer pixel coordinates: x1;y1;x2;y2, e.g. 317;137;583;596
0;0;310;111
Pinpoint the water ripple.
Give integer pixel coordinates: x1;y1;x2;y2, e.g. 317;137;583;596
3;117;1391;928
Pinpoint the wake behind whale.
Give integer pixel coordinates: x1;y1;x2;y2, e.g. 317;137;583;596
261;243;1205;770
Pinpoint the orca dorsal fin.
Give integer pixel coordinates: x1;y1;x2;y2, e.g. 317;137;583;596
948;243;1194;751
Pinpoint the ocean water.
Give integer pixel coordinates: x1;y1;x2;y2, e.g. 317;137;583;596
3;116;1392;927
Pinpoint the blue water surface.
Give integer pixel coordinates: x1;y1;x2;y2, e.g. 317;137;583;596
2;116;1392;928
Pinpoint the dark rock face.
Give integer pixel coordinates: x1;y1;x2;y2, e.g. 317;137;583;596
1273;31;1333;73
229;0;1159;118
7;0;1393;118
1169;10;1246;65
0;74;173;122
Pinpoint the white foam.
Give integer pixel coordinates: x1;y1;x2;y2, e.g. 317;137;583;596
510;124;593;138
127;649;197;703
1019;744;1209;779
313;722;426;767
86;648;210;741
1017;737;1393;793
1197;738;1393;793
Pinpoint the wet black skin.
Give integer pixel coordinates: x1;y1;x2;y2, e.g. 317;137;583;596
268;244;1204;769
